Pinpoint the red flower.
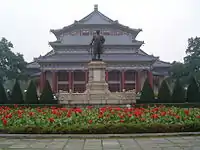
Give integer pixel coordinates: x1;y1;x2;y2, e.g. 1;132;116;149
67;112;71;118
151;114;159;119
175;115;180;119
74;108;82;113
128;114;132;118
49;118;54;123
17;110;23;115
29;112;35;117
2;119;7;126
120;120;124;123
160;111;166;116
184;110;189;116
5;113;12;119
87;106;93;109
14;104;18;108
88;120;92;124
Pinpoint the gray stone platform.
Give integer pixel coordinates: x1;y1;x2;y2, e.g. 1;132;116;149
0;136;200;149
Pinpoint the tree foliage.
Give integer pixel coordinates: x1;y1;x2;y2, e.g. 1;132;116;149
157;80;171;103
0;81;8;104
0;37;27;82
171;79;185;103
40;80;56;104
186;76;200;103
138;78;155;104
25;80;38;104
10;80;24;104
169;37;200;85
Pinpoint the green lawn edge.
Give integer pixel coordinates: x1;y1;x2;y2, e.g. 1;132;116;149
1;123;200;134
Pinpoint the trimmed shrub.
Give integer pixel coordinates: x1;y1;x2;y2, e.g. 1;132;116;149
40;80;57;104
157;80;171;103
10;80;24;104
171;79;185;103
25;80;39;104
187;76;200;103
0;81;8;104
138;78;155;104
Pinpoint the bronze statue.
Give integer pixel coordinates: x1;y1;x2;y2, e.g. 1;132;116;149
90;30;105;60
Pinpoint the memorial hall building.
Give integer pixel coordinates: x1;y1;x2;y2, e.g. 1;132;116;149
27;5;171;94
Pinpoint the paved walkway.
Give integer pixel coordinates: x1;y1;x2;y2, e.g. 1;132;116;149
0;136;199;149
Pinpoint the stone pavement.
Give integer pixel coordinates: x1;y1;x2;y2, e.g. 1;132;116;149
0;136;200;150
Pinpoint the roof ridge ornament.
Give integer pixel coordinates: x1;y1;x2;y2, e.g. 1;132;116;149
94;4;98;11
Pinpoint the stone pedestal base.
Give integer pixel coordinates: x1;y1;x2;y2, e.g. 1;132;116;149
84;61;110;103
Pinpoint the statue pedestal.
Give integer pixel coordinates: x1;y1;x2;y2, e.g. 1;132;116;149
85;61;110;103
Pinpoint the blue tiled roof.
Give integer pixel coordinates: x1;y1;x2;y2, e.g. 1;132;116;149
61;36;142;45
36;53;157;63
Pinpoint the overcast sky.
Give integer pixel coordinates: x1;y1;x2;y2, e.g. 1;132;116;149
0;0;199;63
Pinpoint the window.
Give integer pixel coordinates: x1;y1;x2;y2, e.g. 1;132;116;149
109;84;120;92
125;71;136;81
58;72;68;81
73;70;85;81
108;70;121;81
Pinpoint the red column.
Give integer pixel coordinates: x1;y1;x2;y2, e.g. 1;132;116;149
105;71;108;82
71;71;74;92
136;71;141;93
148;70;153;88
121;70;125;91
52;71;57;93
40;72;43;92
68;71;72;91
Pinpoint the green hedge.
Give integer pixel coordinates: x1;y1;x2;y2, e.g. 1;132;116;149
1;123;200;134
134;103;200;108
0;103;200;108
0;104;63;108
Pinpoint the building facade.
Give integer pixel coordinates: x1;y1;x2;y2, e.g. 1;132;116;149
27;5;171;94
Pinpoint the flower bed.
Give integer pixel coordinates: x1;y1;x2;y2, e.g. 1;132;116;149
1;105;200;134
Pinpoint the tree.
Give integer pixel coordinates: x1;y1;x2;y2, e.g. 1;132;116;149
138;78;155;104
168;37;200;85
171;79;185;103
10;80;24;104
184;37;200;79
0;37;27;82
25;80;38;104
187;76;200;103
157;80;171;103
169;61;188;79
40;80;56;104
0;81;8;104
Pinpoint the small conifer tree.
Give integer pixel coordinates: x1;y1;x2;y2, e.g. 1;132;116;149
187;76;200;103
157;80;171;103
138;78;155;104
10;80;24;104
25;80;39;104
171;79;185;103
0;81;8;104
40;80;56;104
